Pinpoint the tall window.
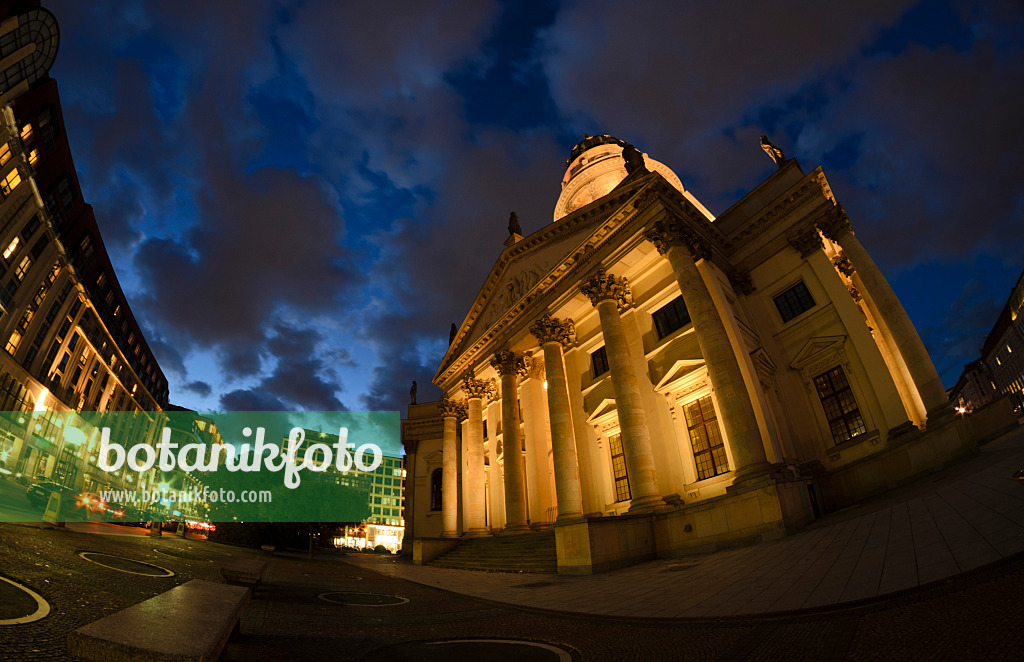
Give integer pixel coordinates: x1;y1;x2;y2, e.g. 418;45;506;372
773;281;816;323
813;366;866;444
429;468;442;511
592;346;609;377
685;396;729;480
653;295;691;339
608;433;630;502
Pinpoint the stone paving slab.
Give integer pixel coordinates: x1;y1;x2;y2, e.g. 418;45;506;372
354;424;1024;619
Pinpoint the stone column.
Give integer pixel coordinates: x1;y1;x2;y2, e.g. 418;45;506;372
437;398;466;538
462;372;494;537
529;314;584;522
490;350;531;532
645;219;770;481
817;206;949;416
581;270;664;510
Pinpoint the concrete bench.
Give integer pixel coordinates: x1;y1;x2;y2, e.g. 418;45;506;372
67;579;249;662
220;558;268;587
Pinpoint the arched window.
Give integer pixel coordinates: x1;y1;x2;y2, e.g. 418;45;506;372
429;468;442;511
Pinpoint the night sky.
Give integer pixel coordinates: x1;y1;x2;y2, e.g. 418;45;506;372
43;0;1024;413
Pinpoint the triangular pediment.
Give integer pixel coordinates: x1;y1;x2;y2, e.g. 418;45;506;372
654;359;706;392
440;175;659;372
585;398;617;425
789;336;846;370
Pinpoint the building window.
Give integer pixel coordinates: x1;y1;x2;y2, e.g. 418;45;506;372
684;396;729;480
0;143;9;167
607;432;631;502
653;295;691;339
3;237;19;260
813;366;867;444
1;168;21;196
592;346;609;377
430;468;443;511
5;330;21;355
773;281;816;323
15;256;31;281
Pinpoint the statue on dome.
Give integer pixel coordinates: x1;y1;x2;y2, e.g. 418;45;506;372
410;380;417;405
449;322;457;345
508;211;522;236
619;141;647;175
760;135;786;168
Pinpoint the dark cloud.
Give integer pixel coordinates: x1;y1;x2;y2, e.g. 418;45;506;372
44;0;1024;406
183;380;212;398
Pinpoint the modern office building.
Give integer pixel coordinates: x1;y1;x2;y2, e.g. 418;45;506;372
0;2;168;504
403;135;1003;574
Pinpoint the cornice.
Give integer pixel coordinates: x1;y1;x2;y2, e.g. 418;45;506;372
722;168;835;255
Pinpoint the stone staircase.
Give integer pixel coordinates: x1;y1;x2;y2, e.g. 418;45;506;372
429;530;557;573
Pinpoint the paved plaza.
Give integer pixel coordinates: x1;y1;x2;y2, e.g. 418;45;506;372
0;423;1021;661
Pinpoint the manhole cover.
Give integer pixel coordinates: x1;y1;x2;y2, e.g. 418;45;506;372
364;638;578;661
78;552;175;577
318;591;408;606
0;576;49;625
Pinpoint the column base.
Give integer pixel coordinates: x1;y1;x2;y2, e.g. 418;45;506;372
440;531;460;539
729;462;773;489
926;401;958;426
627;494;666;512
555;513;586;526
503;523;532;534
529;522;550;531
465;527;492;537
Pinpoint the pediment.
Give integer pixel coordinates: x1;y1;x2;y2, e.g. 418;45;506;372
585;398;617;426
422;449;443;468
653;359;706;392
789;336;846;371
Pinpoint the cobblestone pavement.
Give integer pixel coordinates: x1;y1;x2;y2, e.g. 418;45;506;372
0;522;1020;661
0;425;1022;660
347;425;1024;618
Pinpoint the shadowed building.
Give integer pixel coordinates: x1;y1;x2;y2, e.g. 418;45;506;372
402;135;1007;574
0;2;168;500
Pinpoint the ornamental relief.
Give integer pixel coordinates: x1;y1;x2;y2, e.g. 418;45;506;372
481;262;550;329
675;377;710;401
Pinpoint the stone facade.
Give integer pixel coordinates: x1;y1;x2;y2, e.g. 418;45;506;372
403;135;984;574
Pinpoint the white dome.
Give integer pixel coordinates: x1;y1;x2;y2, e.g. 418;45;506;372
553;136;713;223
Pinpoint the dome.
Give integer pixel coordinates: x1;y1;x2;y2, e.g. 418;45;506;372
553;135;709;223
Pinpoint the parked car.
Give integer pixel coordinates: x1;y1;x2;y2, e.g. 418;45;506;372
25;481;80;510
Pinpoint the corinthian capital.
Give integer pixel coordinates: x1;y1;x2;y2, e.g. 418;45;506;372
461;371;496;401
438;398;468;420
817;204;853;242
788;224;823;258
529;314;576;348
644;215;711;260
581;268;631;309
490;350;529;377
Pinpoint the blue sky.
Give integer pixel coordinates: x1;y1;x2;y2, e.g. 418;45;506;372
44;0;1024;412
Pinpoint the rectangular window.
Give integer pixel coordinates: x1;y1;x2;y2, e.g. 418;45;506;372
3;237;19;260
813;366;867;444
5;330;21;355
592;346;610;377
652;295;692;339
27;148;38;167
1;168;22;196
31;236;46;259
684;396;730;480
15;256;31;281
20;124;33;142
20;215;40;241
773;281;816;323
58;176;75;207
608;433;631;502
0;143;9;166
